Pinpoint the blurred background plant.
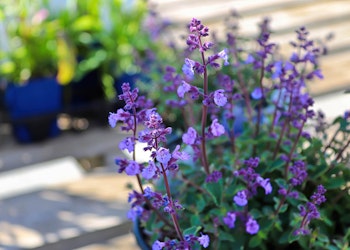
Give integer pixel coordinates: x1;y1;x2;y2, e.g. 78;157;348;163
0;0;66;84
0;0;165;142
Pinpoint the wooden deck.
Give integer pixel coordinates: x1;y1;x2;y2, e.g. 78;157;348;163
151;0;350;96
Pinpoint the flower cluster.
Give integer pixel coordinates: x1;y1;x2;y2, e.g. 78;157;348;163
109;14;350;250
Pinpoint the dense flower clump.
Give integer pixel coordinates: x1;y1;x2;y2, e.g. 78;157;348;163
109;15;350;250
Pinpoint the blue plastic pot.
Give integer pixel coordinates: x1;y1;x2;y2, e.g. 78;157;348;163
5;77;62;143
133;218;151;250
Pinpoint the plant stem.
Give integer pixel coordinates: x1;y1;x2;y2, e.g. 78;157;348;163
232;46;253;121
272;186;292;222
160;162;184;241
272;89;295;160
181;174;210;195
269;88;283;135
283;120;306;178
322;128;340;154
199;38;210;175
131;106;145;194
335;138;350;162
253;57;265;155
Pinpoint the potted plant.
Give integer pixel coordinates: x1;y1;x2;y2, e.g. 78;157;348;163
108;15;350;249
54;0;153;123
0;0;75;142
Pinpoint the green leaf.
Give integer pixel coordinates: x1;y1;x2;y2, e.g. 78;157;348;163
183;226;202;236
218;230;236;242
288;230;299;243
71;15;99;31
274;178;288;188
279;203;289;213
324;177;346;189
309;162;328;179
204;179;223;206
196;195;206;212
190;214;201;226
317;233;329;243
269;159;285;172
250;208;262;219
259;217;274;231
248;235;262;248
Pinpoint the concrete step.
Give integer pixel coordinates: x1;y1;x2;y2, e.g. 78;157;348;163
0;158;138;250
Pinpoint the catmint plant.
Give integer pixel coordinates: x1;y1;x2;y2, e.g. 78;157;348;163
109;14;350;250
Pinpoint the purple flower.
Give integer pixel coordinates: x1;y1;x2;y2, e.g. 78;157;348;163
213;89;227;106
198;234;210;248
290;52;299;63
209;119;225;137
244;157;260;168
177;81;191;98
182;58;195;78
234;190;248;206
289;160;307;186
119;137;134;153
256;176;272;194
182;127;197;145
344;111;350;120
245;54;255;64
108;109;129;128
251;87;263;100
223;211;236;229
294;228;310;236
156;147;171;165
295;185;327;235
142;161;157;179
127;205;143;221
152;240;165;250
125;161;141;176
172;145;190;160
145;110;163;129
311;185;327;205
118;83;139;110
246;217;259;234
278;188;287;196
206;170;222;183
218;48;229;66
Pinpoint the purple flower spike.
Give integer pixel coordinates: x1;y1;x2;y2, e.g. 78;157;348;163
234;190;248;206
246;217;259;235
182;127;197;145
223;211;236;229
311;185;327;205
213;89;228;106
